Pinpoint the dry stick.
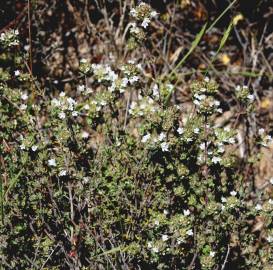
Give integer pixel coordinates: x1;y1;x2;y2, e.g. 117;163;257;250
123;91;132;130
188;251;198;270
68;183;75;222
204;114;209;199
0;5;28;33
221;245;230;270
40;244;60;270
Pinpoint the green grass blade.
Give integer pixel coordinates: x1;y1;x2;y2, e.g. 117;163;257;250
218;21;234;53
206;0;238;33
205;20;234;75
4;168;24;199
168;23;207;79
0;176;3;225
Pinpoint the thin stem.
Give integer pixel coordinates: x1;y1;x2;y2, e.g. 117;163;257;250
27;0;33;74
221;245;230;270
123;92;132;130
206;0;237;33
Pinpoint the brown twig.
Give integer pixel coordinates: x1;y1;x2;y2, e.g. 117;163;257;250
0;5;28;33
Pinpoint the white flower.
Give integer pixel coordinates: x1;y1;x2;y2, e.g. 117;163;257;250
100;100;107;106
141;17;150;28
255;204;262;211
235;85;241;91
228;137;236;144
183;209;190;216
163;209;169;215
141;133;151;143
212;156;221;164
177;237;184;244
270;178;273;185
31;145;38;152
154;220;159;226
177;127;184;135
210;251;216;257
166;84;174;92
152;247;159;253
80;58;87;63
59;170;67;176
258;128;265;136
150;11;158;17
147;242;153;249
214;100;220;106
52;98;60;107
19;144;26;150
204;77;210;82
14;70;20;76
59;91;66;97
269;199;273;205
58;112;66;119
161;142;169;152
200;143;206;150
129;76;139;84
82;131;89;139
221;197;227;203
193;128;200;134
20;104;27;110
48;159;56;167
266;235;273;243
83;177;89;184
72;111;78;117
162;235;168;242
130;8;137;17
21;93;28;100
84;104;90;110
86;87;93;94
193;100;200;106
121;78;129;88
152;84;159;98
186;229;193;236
78;84;85;92
247;94;255;101
230;190;237;197
159;132;166;141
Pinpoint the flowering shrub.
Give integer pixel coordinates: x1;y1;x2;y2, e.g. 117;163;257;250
0;2;273;269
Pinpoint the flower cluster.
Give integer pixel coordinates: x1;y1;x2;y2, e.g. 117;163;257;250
129;95;157;117
90;62;141;93
128;2;157;48
51;92;78;119
235;85;255;104
130;2;157;29
258;128;272;147
0;29;19;47
141;132;170;152
79;58;91;74
191;77;222;115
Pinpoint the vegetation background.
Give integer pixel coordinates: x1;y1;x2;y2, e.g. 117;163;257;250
0;0;273;269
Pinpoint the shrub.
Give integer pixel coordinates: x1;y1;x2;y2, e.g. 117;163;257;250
0;2;272;269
